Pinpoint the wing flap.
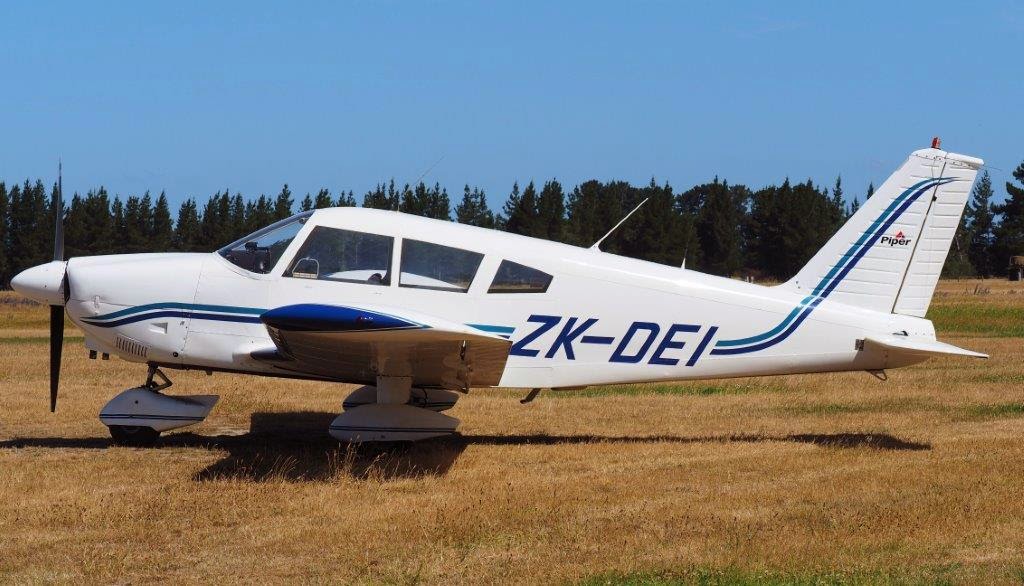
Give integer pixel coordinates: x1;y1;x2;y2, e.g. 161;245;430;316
257;303;512;389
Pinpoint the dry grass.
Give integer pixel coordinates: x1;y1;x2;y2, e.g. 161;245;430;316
1;281;1024;584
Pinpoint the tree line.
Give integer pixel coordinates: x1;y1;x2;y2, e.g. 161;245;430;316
1;161;1023;288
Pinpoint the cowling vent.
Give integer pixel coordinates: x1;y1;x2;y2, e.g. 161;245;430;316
115;334;149;359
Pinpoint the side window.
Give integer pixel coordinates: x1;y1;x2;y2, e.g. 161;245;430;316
488;260;553;293
399;239;483;293
284;226;393;285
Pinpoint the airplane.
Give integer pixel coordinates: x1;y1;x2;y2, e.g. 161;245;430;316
11;140;987;446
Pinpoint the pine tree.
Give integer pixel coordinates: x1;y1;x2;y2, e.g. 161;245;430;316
849;196;860;216
173;198;201;251
748;179;839;280
965;172;996;277
0;182;6;284
0;182;7;285
122;195;143;252
152;191;174;251
692;178;748;276
363;180;399;210
336;190;357;207
536;179;566;241
314;188;333;209
455;185;494;228
425;183;451;220
831;175;845;221
198;192;225;250
273;184;293;220
82;188;114;254
501;181;541;236
565;180;602;246
300;193;314;212
993;162;1024;276
111;196;126;251
630;179;694;266
7;181;51;275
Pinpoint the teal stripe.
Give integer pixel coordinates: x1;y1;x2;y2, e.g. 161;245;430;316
714;304;804;347
88;302;266;321
467;323;515;334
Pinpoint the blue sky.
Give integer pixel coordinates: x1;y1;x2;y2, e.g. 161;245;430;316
2;1;1022;211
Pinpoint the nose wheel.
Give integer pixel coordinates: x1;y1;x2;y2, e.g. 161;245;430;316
101;367;220;447
109;424;161;447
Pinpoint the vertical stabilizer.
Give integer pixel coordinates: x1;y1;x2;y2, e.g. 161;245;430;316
782;145;982;317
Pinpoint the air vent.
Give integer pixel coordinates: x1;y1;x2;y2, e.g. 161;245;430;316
115;334;149;358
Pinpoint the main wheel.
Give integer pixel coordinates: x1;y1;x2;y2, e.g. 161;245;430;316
109;425;161;447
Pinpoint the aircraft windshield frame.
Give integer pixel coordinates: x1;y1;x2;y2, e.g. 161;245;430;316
217;211;314;274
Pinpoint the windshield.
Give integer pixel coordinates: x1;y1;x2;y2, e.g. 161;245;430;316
217;211;313;274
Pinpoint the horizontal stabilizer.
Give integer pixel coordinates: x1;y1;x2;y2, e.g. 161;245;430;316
863;335;988;359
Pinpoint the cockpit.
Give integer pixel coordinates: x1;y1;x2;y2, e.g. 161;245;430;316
218;211;313;274
218;210;554;293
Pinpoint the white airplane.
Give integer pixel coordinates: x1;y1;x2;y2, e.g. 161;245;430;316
11;142;987;446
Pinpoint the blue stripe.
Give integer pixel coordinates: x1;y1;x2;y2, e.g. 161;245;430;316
329;426;454;433
83;311;263;328
811;178;937;297
712;177;954;355
261;304;427;332
102;414;205;421
87;302;265;321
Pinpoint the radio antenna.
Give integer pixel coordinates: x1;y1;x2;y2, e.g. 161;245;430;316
590;198;648;251
412;155;445;186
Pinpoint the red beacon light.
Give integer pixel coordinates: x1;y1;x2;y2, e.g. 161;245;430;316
931;136;942;149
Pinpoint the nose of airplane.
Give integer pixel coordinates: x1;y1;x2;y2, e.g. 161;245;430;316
11;261;68;306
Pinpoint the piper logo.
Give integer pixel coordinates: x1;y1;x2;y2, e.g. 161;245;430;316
880;230;912;247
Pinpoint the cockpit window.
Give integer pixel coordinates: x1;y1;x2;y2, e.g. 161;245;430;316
218;212;312;274
284;226;394;286
488;260;552;293
399;239;483;293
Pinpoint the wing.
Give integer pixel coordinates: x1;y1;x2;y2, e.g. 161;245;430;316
252;303;512;390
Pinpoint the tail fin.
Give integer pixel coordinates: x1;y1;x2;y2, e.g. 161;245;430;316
782;145;982;317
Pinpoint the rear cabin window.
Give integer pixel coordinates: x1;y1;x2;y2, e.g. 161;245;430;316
284;226;394;285
399;239;483;293
488;260;553;293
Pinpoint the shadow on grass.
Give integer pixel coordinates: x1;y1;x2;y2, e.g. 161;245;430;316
0;412;929;482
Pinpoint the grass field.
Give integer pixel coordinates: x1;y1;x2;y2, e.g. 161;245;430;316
2;280;1024;584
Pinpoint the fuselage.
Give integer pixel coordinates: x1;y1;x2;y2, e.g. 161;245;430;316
59;207;934;389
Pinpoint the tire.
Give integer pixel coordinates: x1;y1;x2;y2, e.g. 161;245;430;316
109;425;161;447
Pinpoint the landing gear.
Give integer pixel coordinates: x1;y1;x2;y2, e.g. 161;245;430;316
332;376;461;443
109;424;161;447
100;366;220;447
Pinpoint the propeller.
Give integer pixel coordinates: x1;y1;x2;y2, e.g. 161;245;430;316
49;160;65;412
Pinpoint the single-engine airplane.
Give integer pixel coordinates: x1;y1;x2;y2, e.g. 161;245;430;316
11;141;987;445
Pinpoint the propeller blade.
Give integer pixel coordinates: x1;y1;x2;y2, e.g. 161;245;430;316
53;159;64;262
49;305;64;412
50;160;65;412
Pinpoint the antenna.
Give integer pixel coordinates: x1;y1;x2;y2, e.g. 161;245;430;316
589;198;648;251
412;155;445;186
